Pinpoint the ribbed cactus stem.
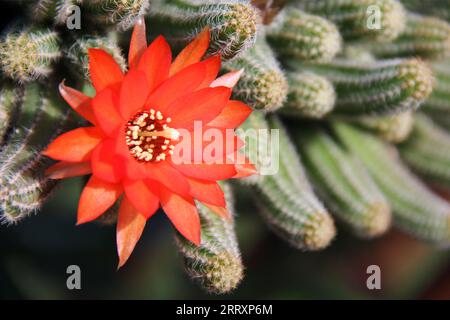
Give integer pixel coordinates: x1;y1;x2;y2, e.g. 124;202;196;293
295;0;406;41
422;59;450;128
243;114;335;250
334;122;450;245
356;110;414;143
176;183;243;294
222;36;288;111
367;13;450;60
281;71;335;118
293;126;391;238
83;0;150;30
399;114;450;189
0;84;70;224
66;33;127;81
31;0;80;25
0;28;61;83
146;0;260;60
267;8;342;62
295;58;434;115
401;0;450;23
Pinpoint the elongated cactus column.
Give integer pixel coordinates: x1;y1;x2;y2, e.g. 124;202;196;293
147;0;260;60
334;122;450;245
222;36;288;111
240;113;336;250
176;183;243;294
0;28;61;83
0;84;71;224
399;114;450;189
296;58;434;115
293;126;391;238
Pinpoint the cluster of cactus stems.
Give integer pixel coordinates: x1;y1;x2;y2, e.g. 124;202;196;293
2;0;450;294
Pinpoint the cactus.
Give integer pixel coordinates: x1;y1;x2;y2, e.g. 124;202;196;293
267;8;342;62
355;110;414;143
295;58;434;115
0;28;61;83
146;0;260;60
294;0;406;42
334;122;450;245
0;84;70;224
281;71;335;118
222;36;288;111
401;0;450;24
31;0;81;25
366;13;450;60
293;125;391;238
66;33;127;80
176;183;243;294
242;113;336;250
399;114;450;189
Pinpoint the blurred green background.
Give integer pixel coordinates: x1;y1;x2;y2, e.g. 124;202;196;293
1;177;450;299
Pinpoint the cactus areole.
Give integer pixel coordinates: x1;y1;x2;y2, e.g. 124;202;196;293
42;17;255;268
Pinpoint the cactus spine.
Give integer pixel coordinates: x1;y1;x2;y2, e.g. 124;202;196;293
147;0;260;60
0;28;61;83
334;122;450;245
282;71;335;119
295;0;406;41
295;58;434;115
222;36;288;111
267;8;342;62
176;183;243;294
242;114;336;250
293;126;391;238
399;114;450;189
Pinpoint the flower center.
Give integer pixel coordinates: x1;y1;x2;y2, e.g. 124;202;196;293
125;109;179;162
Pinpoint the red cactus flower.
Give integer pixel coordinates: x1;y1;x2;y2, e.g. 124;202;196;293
43;17;255;268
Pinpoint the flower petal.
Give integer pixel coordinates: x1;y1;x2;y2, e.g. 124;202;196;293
145;162;190;197
137;36;172;94
119;70;149;119
124;179;159;219
160;187;201;245
59;81;97;125
203;203;231;219
187;178;225;207
207;100;252;129
46;161;91;179
116;196;147;269
77;175;123;224
92;88;123;136
210;69;243;89
167;87;231;130
172;162;237;181
197;55;221;89
230;153;257;178
146;62;206;113
169;28;210;76
88;48;124;92
128;16;147;69
91;139;125;183
43;127;104;162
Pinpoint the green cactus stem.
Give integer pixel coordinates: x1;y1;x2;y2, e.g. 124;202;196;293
295;58;434;115
401;0;450;24
146;0;260;60
0;84;71;224
66;33;127;81
241;113;336;250
176;183;243;294
0;28;61;83
293;125;391;238
366;13;450;60
334;122;450;245
355;110;414;143
267;8;342;62
294;0;406;42
399;114;450;189
281;71;335;118
222;36;288;111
